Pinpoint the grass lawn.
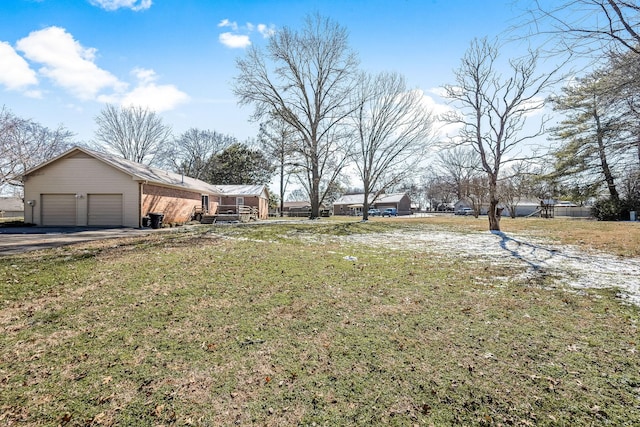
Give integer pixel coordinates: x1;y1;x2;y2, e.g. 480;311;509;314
1;216;639;426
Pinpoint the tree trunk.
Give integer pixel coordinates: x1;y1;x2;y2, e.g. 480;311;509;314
310;172;320;219
488;199;501;231
595;121;619;201
362;187;370;221
279;161;285;217
487;177;501;231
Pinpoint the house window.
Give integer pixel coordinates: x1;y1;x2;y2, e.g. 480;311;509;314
201;195;209;213
236;197;244;207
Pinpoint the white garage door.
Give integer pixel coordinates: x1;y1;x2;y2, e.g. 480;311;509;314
88;194;123;226
41;194;77;226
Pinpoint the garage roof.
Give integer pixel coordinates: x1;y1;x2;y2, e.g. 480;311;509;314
23;146;223;195
216;184;269;198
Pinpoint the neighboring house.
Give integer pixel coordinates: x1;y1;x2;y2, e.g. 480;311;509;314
281;201;329;217
455;198;591;218
455;198;537;217
0;197;24;218
374;193;412;215
215;184;270;220
22;146;221;228
333;193;412;216
454;199;484;215
504;200;544;218
283;201;311;217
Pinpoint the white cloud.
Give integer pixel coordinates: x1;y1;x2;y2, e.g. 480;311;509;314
16;26;126;100
218;19;238;31
24;90;43;99
420;88;453;116
217;19;275;48
219;32;251;49
89;0;152;11
0;41;38;90
131;67;156;85
107;67;189;112
421;88;462;137
520;96;545;117
257;24;275;38
10;26;187;113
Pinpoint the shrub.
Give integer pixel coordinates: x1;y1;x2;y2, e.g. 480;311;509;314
591;197;621;221
592;196;640;221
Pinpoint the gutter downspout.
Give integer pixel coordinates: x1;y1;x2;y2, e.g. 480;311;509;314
138;181;146;228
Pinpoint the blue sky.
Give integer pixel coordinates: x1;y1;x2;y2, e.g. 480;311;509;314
0;0;529;144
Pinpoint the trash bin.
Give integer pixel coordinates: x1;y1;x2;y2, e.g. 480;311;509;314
148;212;164;229
141;216;150;227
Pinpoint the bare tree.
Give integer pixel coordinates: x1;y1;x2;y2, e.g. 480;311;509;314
286;188;308;202
94;104;173;166
435;146;482;202
233;13;360;219
351;72;435;220
442;38;558;231
259;117;298;217
1;107;74;194
422;173;456;211
467;175;490;217
521;0;640;57
172;128;235;180
498;161;534;218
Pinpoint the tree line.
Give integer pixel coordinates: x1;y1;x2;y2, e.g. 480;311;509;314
0;104;275;195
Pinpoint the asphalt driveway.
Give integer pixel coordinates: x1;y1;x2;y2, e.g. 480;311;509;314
0;227;155;256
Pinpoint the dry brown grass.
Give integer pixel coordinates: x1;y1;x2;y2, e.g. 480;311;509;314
371;214;640;257
1;219;638;426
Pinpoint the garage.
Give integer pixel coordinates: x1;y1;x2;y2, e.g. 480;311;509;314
22;146;223;228
88;194;123;226
41;194;77;226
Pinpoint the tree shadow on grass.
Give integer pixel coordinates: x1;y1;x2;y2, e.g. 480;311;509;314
491;230;578;273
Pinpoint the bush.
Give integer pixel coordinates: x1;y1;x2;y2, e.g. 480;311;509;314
592;198;621;221
620;197;640;221
592;196;640;221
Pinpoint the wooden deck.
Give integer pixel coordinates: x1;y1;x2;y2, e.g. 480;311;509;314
196;205;259;224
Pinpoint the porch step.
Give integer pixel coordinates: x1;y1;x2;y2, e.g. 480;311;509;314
200;215;217;224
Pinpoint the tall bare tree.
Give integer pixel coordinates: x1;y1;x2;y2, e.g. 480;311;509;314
259;117;297;217
521;0;640;57
435;146;482;202
233;13;360;218
351;72;435;220
1;107;74;194
442;38;558;231
172;128;235;180
498;161;535;218
94;104;173;166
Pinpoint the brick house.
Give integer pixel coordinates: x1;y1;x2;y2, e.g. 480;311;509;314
332;193;412;216
215;185;270;220
22;146;223;227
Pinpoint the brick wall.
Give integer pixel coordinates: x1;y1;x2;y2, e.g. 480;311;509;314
142;184;202;224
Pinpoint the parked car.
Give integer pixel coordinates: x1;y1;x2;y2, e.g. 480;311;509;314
382;208;397;217
455;207;473;216
367;208;381;216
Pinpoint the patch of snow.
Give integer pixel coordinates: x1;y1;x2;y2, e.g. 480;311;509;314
331;229;640;306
